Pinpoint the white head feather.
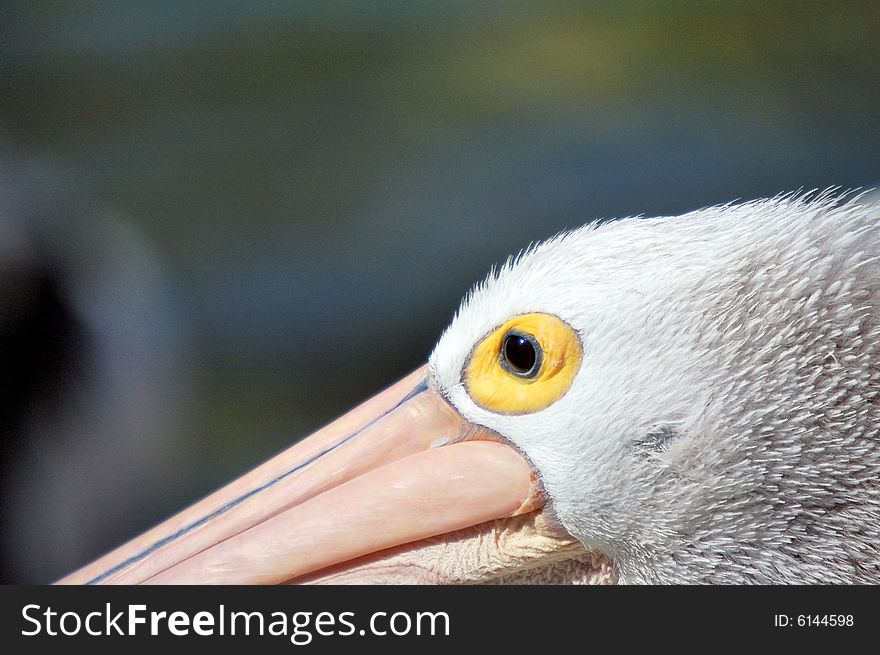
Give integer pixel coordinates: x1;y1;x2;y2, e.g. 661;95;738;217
430;191;880;583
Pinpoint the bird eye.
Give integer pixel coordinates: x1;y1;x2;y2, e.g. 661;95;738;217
464;312;582;415
501;331;542;378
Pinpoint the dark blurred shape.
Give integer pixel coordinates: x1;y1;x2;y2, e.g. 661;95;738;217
0;165;190;583
0;264;85;444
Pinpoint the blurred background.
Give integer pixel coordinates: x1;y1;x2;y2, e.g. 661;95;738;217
1;1;878;583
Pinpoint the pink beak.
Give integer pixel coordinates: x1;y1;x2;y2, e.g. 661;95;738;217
57;366;542;585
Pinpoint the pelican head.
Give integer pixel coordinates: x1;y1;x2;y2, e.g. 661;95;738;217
61;191;879;585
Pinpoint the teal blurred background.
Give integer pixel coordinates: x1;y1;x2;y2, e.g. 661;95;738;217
1;1;878;582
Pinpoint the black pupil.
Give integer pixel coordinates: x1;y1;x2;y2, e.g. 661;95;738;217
503;333;537;374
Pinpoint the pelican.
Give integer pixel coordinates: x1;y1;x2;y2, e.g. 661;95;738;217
60;191;879;584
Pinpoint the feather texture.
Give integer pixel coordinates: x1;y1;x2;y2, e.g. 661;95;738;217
430;191;880;583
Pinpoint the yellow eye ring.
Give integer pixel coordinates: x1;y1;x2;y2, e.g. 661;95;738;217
464;313;583;415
